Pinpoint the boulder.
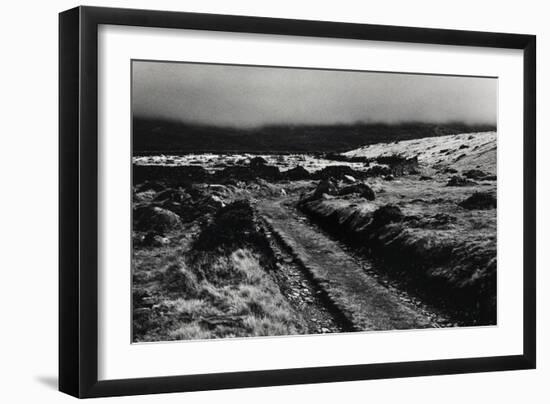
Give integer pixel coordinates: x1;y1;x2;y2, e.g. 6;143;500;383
249;156;268;168
364;165;391;177
193;200;262;251
153;188;190;204
481;175;497;181
462;169;488;180
312;179;339;200
134;189;157;203
255;164;281;180
441;167;458;174
459;192;497;210
216;164;280;181
339;183;376;201
368;205;404;229
446;175;477;187
162;263;198;294
390;156;420;176
135;180;166;193
282;165;310;180
313;165;363;180
134;206;182;233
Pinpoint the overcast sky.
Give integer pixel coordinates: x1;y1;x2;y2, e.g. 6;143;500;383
132;60;497;127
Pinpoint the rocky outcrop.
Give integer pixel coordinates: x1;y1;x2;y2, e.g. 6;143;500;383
339;183;376;201
446;175;477;187
364;165;391;177
313;165;365;181
462;169;488;179
459;192;497;210
376;155;420;176
249;156;269;168
311;179;339;200
282;165;311;180
133;206;182;233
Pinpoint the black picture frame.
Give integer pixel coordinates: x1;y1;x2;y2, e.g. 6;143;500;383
59;5;536;398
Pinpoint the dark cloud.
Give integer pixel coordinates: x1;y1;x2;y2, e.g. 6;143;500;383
132;60;496;127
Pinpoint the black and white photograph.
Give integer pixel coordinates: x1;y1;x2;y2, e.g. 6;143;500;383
1;0;544;401
131;60;497;342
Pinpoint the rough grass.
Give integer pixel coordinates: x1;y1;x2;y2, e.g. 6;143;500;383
299;176;497;325
134;248;306;342
133;200;306;342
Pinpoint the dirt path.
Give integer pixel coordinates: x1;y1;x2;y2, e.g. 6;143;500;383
261;220;351;334
257;197;438;331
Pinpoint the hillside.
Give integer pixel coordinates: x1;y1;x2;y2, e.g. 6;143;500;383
344;131;497;175
297;131;498;324
132;118;496;154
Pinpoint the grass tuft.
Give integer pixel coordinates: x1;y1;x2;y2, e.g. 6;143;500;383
133;200;307;342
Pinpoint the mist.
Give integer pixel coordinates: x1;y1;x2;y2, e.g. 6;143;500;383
132;60;497;128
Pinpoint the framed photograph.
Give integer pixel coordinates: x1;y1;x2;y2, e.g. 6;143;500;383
59;6;536;398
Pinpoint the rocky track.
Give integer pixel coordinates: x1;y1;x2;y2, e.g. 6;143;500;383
257;198;448;331
260;217;350;334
